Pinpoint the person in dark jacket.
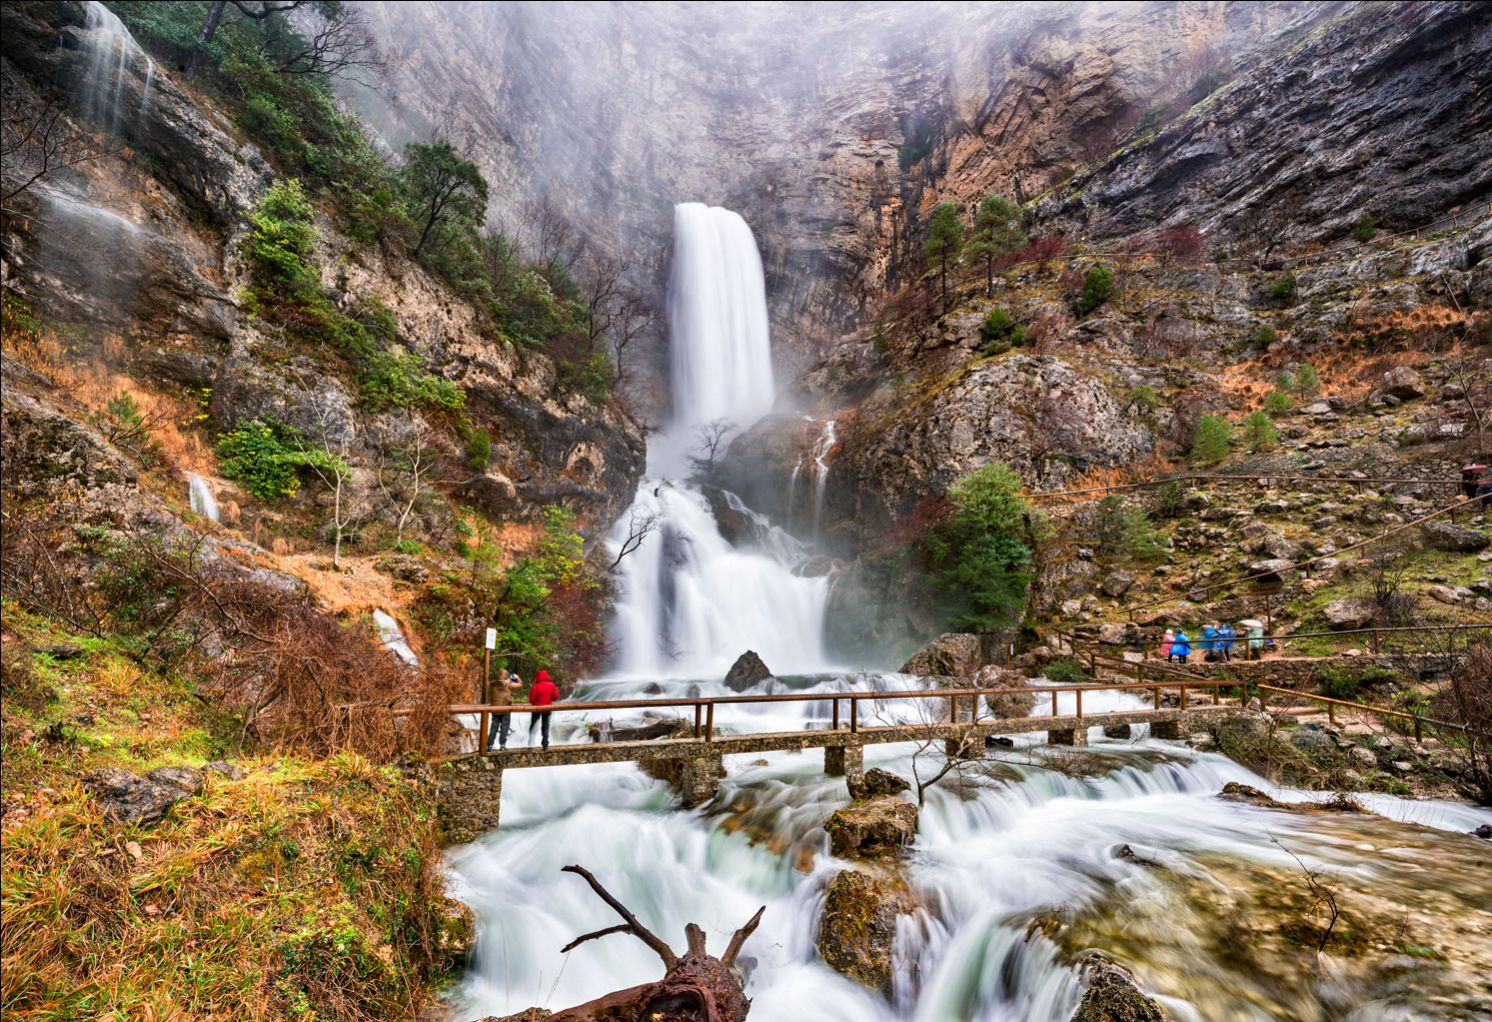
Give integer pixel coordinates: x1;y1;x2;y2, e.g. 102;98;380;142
485;669;523;751
1217;622;1237;662
528;669;560;748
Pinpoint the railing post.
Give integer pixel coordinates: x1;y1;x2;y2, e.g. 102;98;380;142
1327;701;1336;726
1371;628;1379;655
970;691;980;724
1089;649;1097;675
832;698;840;732
850;698;858;734
705;701;715;742
1076;689;1083;719
1051;691;1059;718
1180;685;1188;710
478;710;489;755
1153;686;1160;710
949;693;958;724
1414;716;1423;743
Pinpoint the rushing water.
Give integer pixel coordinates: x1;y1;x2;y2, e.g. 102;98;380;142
373;609;419;667
80;2;155;137
447;202;1492;1020
187;472;220;523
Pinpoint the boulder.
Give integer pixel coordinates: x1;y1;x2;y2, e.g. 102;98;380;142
1421;521;1490;553
724;650;773;692
1070;955;1165;1022
1248;559;1295;585
1215;711;1272;751
1103;724;1133;740
1290;727;1336;753
816;868;914;995
900;633;983;677
826;797;919;858
1380;366;1426;400
85;766;203;826
974;665;1039;718
1100;571;1136;599
1320;599;1374;630
204;760;245;780
847;767;910;801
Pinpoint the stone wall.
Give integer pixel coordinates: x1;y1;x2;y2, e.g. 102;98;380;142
435;757;502;846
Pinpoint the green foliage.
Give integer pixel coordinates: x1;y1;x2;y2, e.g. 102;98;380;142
978;308;1028;355
397;141;489;261
1319;663;1396;701
965;194;1028;290
1263;391;1293;417
487;507;594;670
1094;495;1169;564
1126;385;1161;413
1293;363;1321;398
1190;414;1231;466
1241;410;1279;450
924;203;965;280
1350;212;1377;243
244;179;317;299
1077;263;1116;314
1045;657;1090;684
462;423;491;471
1251;322;1278;345
215;422;341;501
1265;271;1298;306
557;351;614;403
925;462;1047;631
1155;478;1186;519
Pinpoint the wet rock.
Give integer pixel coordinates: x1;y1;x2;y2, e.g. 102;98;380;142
847;767;910;801
1217;782;1367;814
482;1010;552;1022
1380;366;1425;400
1472;824;1492;840
816;868;914;995
826;797;918;858
724;650;772;692
1185;732;1215;750
434;894;477;975
973;665;1038;718
1103;723;1133;740
588;717;690;742
1421;521;1490;553
85;767;201;826
1322;599;1374;630
1070;955;1165;1022
900;633;983;677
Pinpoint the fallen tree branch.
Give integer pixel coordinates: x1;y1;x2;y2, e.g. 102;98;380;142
562;863;678;969
561;923;632;954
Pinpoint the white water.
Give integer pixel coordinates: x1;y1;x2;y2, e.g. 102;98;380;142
187;472;220;523
608;203;836;679
810;418;837;540
81;2;155;136
372;609;419;667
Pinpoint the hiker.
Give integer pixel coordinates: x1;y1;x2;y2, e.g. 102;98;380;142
1159;629;1175;662
1201;623;1219;662
485;668;522;752
1462;465;1484;501
1172;630;1193;664
528;669;560;749
1218;622;1237;662
1241;619;1266;660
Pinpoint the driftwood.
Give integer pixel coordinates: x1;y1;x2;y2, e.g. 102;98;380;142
519;864;765;1022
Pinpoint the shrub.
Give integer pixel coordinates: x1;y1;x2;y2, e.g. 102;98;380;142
1078;263;1116;314
245;179;317;299
1265;271;1298;306
1046;657;1089;684
1263;391;1293;417
1189;414;1231;466
1126;385;1161;413
1156;478;1186;518
925;462;1048;631
1274;369;1295;392
216;422;337;500
1241;410;1279;450
463;424;491;471
1095;495;1168;563
978;308;1028;355
1350;213;1377;243
1293;363;1320;397
1251;323;1278;345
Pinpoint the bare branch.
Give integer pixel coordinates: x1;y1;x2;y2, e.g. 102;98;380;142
720;905;765;968
560;923;632;954
561;864;679;970
609;507;661;570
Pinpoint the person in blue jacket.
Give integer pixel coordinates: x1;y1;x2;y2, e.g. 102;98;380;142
1201;623;1219;662
1217;622;1237;661
1171;630;1193;664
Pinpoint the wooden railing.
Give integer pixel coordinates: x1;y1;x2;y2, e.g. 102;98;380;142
429;678;1237;756
1058;623;1492;667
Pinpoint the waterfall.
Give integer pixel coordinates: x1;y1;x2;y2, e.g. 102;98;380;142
372;609;419;666
607;203;835;679
80;2;155;136
187;473;220;523
810;418;836;540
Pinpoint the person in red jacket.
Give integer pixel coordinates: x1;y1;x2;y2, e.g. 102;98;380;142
527;669;560;749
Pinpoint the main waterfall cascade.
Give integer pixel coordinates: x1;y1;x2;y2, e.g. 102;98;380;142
448;204;1492;1021
608;203;836;679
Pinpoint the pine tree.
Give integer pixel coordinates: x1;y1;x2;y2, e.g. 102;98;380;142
964;194;1027;296
924;202;965;309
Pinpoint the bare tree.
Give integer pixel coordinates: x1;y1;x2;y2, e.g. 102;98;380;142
610;287;657;388
376;412;442;546
581;250;622;346
523;196;582;274
1271;836;1340;954
296;390;365;570
187;1;309;75
1;97;116;208
609;506;662;570
688;418;736;481
262;5;392;85
1442;353;1489;459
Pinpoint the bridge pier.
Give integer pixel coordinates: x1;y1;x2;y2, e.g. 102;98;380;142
945;730;985;759
1046;727;1089;747
642;754;723;807
824;743;864;782
435;757;503;844
1149;719;1181;740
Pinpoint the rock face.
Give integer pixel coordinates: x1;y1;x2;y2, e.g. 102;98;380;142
1070;956;1166;1022
825;798;919;859
1421;521;1491;552
1380;367;1426;400
816;868;914;996
85;766;206;826
900;633;984;677
974;665;1039;719
724;650;773;692
847;767;911;802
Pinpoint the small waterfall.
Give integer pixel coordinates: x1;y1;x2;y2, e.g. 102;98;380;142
372;609;418;666
809;418;836;540
187;473;220;523
80;2;155;136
